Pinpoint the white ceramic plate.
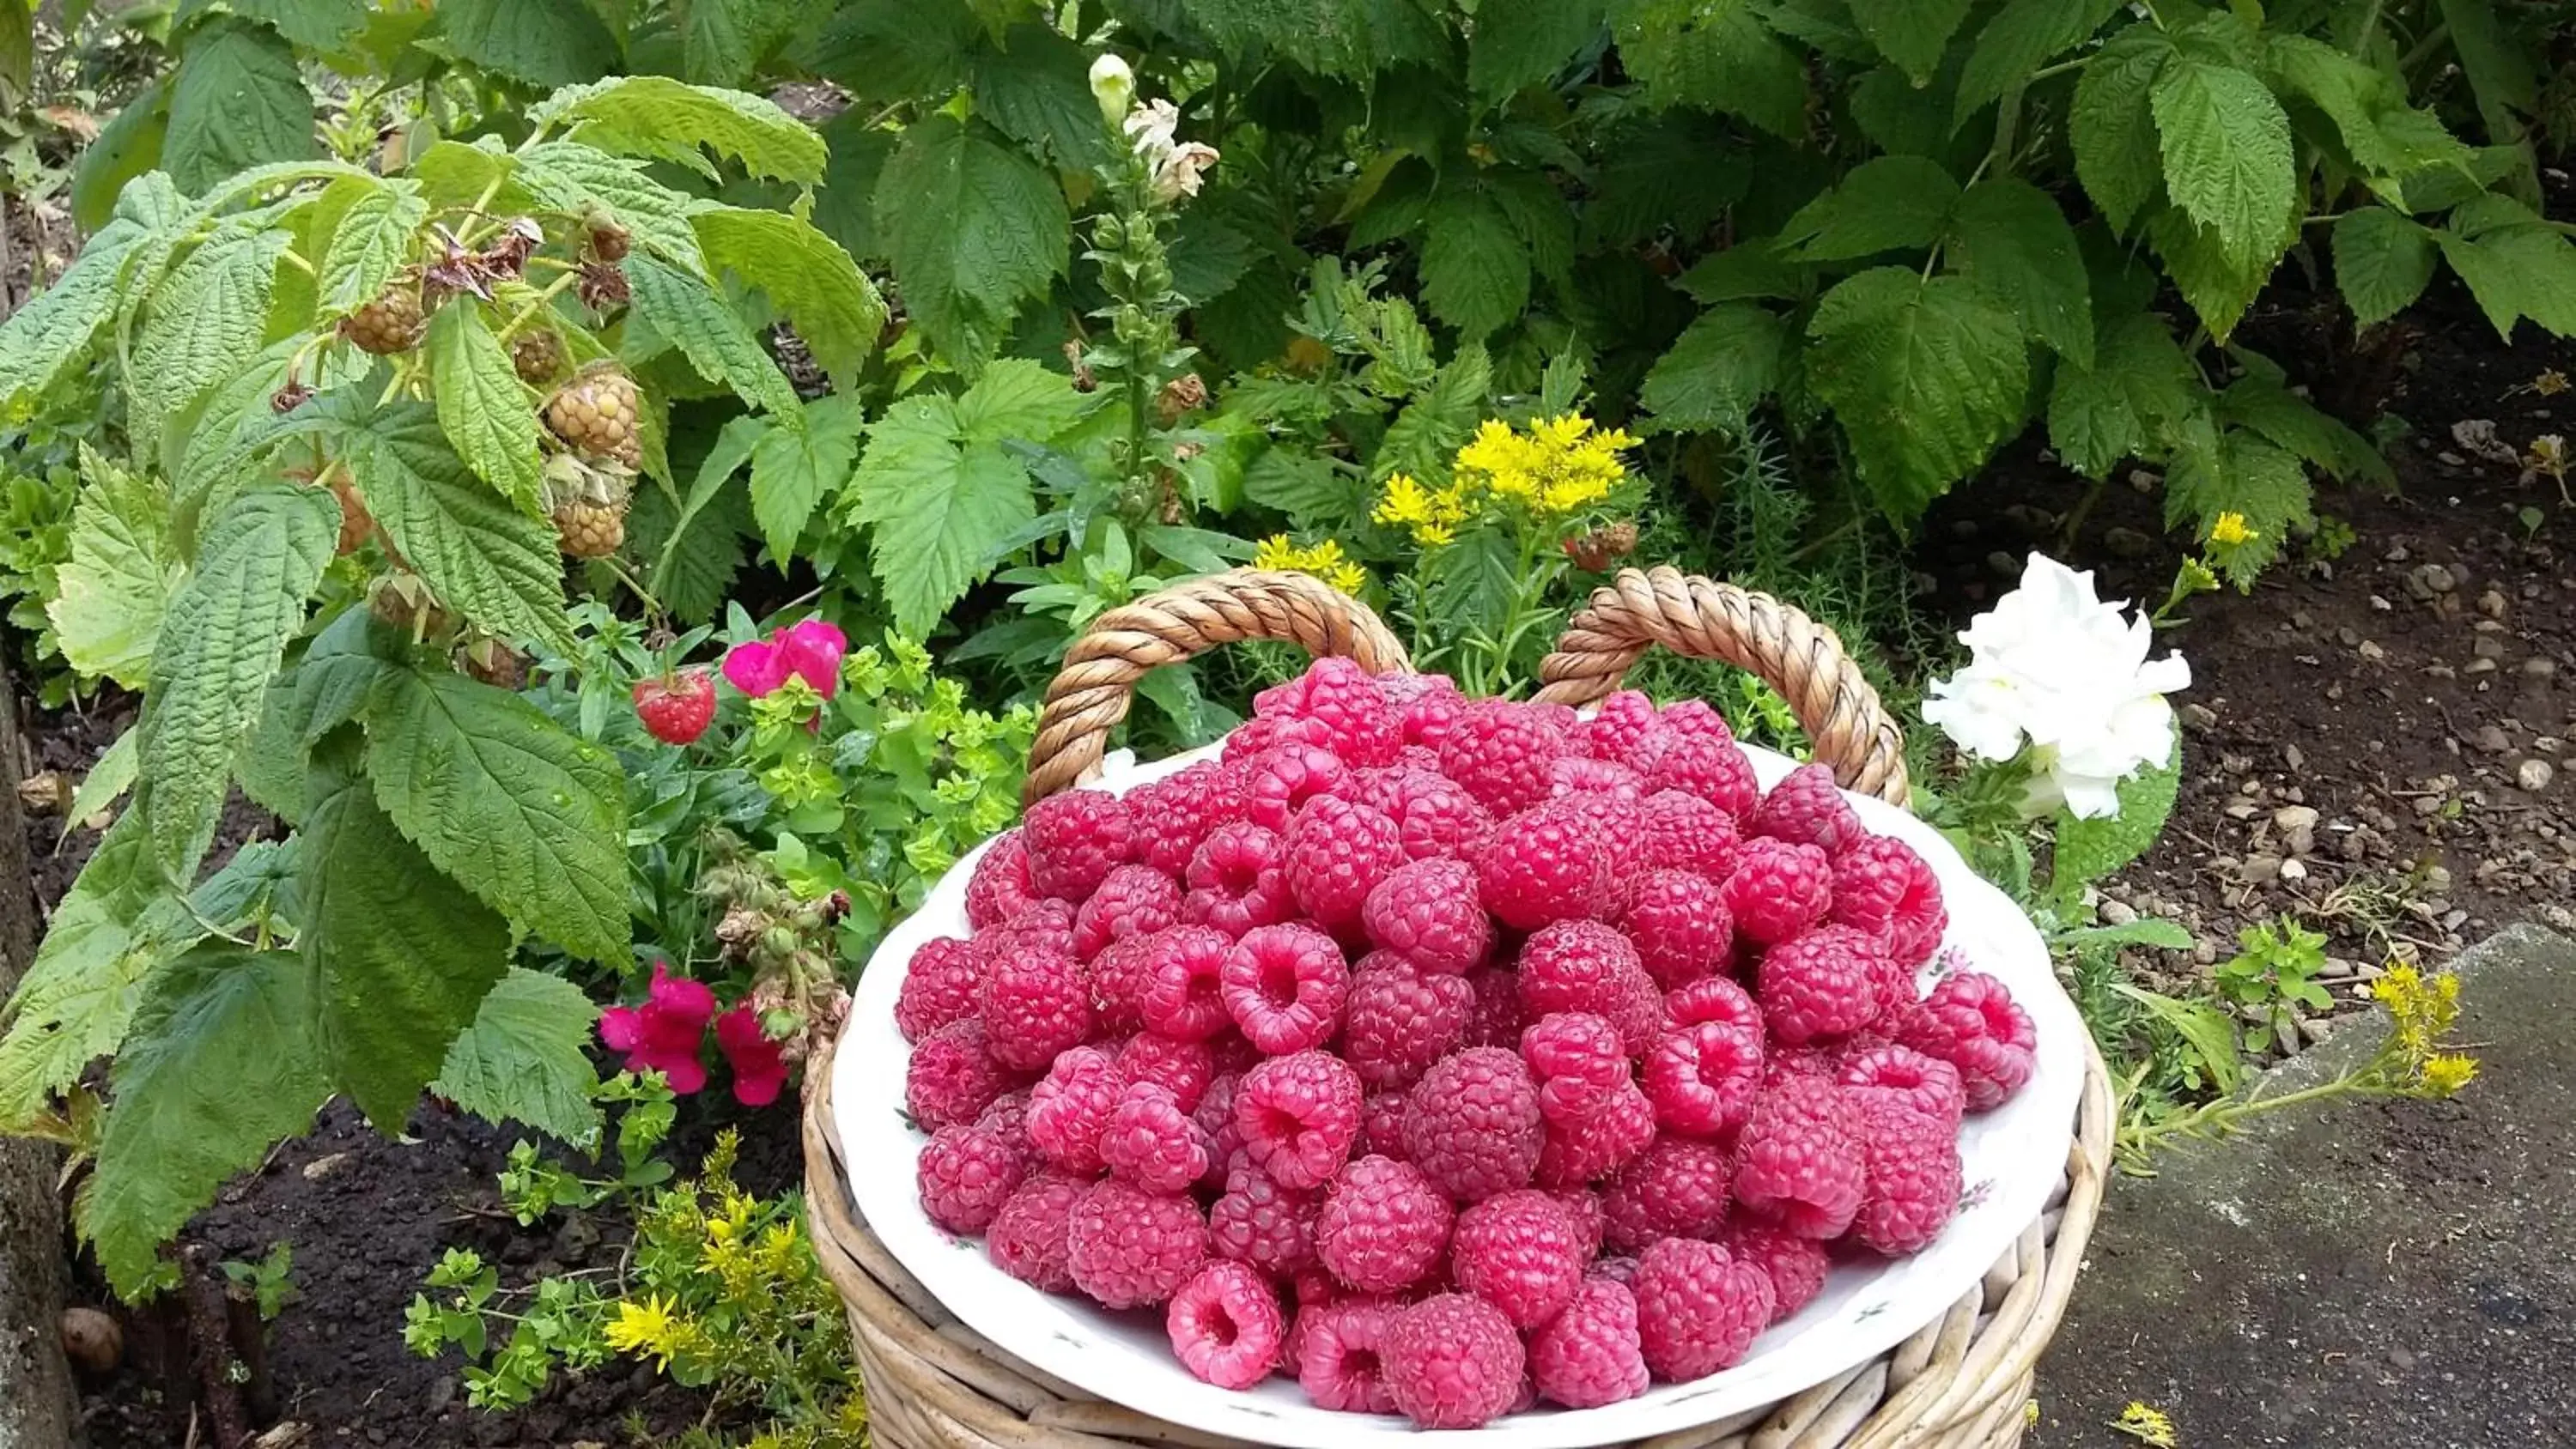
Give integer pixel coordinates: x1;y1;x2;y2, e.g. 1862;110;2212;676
834;742;2084;1449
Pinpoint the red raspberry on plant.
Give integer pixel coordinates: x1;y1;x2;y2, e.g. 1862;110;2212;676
986;1171;1085;1291
1101;1082;1212;1193
1281;794;1405;931
1732;1074;1866;1240
1021;788;1136;900
1066;1179;1208;1310
917;1124;1028;1234
896;937;981;1043
1315;1155;1453;1294
1536;1080;1656;1188
1235;1049;1363;1190
1450;1189;1589;1328
1895;970;2037;1111
1528;1276;1650;1409
1437;699;1566;815
1477;803;1610;931
1850;1093;1963;1255
1601;1138;1731;1251
1167;1261;1286;1390
1838;1043;1965;1125
1341;955;1473;1090
1722;837;1834;946
1072;864;1181;961
1380;1293;1525;1429
1719;1216;1831;1323
631;668;715;744
1360;857;1491;974
1635;789;1742;878
1831;834;1947;965
1128;759;1245;876
1632;1237;1775;1381
906;1019;1014;1131
1569;688;1658;763
1209;1159;1322;1278
1759;924;1891;1046
965;831;1040;931
1752;762;1866;857
1115;1031;1214;1113
1644;1020;1765;1140
1621;868;1735;987
977;939;1092;1073
1136;925;1235;1042
1025;1045;1121;1174
1517;920;1661;1053
1402;1046;1544;1203
1245;743;1350;832
1181;822;1296;937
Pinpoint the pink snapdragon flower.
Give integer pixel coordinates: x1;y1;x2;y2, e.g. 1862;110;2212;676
720;619;848;700
598;963;717;1094
714;1006;791;1106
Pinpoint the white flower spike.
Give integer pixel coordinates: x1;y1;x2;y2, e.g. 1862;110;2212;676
1088;54;1136;128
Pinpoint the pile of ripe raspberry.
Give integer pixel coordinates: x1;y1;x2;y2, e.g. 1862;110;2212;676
901;659;2038;1429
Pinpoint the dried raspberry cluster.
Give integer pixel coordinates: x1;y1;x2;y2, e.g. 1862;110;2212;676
902;660;2038;1428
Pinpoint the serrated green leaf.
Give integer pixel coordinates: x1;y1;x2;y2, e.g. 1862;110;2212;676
2434;199;2576;342
2055;743;2180;888
69;76;169;233
162;20;316;195
1777;155;1959;262
2265;36;2472;181
2432;0;2537;149
1677;244;1806;304
2330;208;2435;329
1379;343;1492;483
1419;189;1527;340
2218;373;2393;487
285;606;399;747
1845;0;1971;84
693;207;886;390
2045;312;2197;480
1638;304;1786;435
626;253;799;415
198;0;372;52
129;227;289;460
874;114;1068;369
749;394;866;562
802;0;975;105
2165;427;2312;582
301;766;512;1128
365;670;628;961
2150;59;2296;275
426;303;544;512
81;942;327;1296
313;174;426;314
65;728;139;834
650;411;765;604
1469;0;1607;104
514;141;706;274
1946;177;2093;366
1242;451;1363;527
140;482;337;874
1581;113;1747;250
971;22;1114;169
850;359;1086;636
675;0;799;88
432;968;603;1147
1806;268;2029;521
440;0;619;88
1613;0;1807;138
2071;26;2177;232
2147;204;2280;342
1955;0;2123;125
1186;0;1448;79
49;446;179;688
629;460;749;626
528;76;823;184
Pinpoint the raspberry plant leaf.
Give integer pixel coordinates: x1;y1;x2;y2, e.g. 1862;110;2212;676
2054;743;2182;894
969;21;1117;170
2263;37;2473;182
47;446;179;690
1777;155;1959;263
2431;0;2539;150
301;756;514;1129
2330;208;2438;329
749;395;866;565
2165;425;2312;583
127;227;290;462
1844;0;1972;85
437;0;622;89
514;141;708;273
2146;203;2281;342
2070;26;2177;233
677;0;805;89
363;669;629;962
1418;187;1528;341
139;482;339;875
2044;312;2197;481
1944;178;2094;367
427;303;546;513
1467;0;1607;105
1613;0;1807;139
161;20;319;195
2433;196;2576;342
1804;268;2029;522
1954;0;2126;127
1377;341;1492;486
0;204;156;410
218;0;375;53
312;173;428;316
1638;304;1787;437
626;252;801;415
526;75;825;185
80;942;330;1298
692;206;887;391
431;968;605;1149
872;113;1069;369
2149;58;2297;276
2216;367;2393;487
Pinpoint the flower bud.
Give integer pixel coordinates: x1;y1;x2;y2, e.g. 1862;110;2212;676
1088;53;1135;128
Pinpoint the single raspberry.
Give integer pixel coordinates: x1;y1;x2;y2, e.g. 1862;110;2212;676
1450;1189;1588;1328
1166;1261;1286;1389
1181;822;1296;937
1550;754;1644;801
1632;1238;1775;1381
1635;790;1743;878
1100;1082;1210;1193
340;280;426;354
1225;712;1335;761
978;941;1092;1073
1830;835;1947;965
1569;690;1659;763
509;326;568;386
1850;1093;1962;1255
975;1090;1035;1161
1315;1155;1453;1294
1115;1031;1214;1113
966;831;1040;930
1437;699;1566;815
543;364;645;466
896;936;981;1042
1209;1159;1322;1276
1476;804;1609;931
1752;762;1864;857
986;1171;1085;1291
1341;955;1473;1089
1463;966;1530;1050
1517;921;1661;1053
1066;1180;1207;1310
1732;1074;1866;1240
1601;1138;1731;1251
1084;934;1157;1037
1720;1216;1830;1323
1072;864;1181;961
1361;857;1491;974
906;1019;1014;1130
1401;1046;1543;1203
1136;925;1235;1042
979;897;1075;965
1385;672;1467;748
917;1125;1028;1234
1639;698;1735;754
1236;1049;1363;1190
1360;1090;1408;1159
1363;768;1495;862
1620;868;1735;987
1838;1044;1965;1125
1643;731;1759;818
1220;923;1348;1054
1644;1021;1765;1140
1759;925;1889;1046
552;498;624;559
1721;838;1834;946
1535;1081;1656;1188
1128;760;1244;876
1245;743;1350;832
1550;791;1647;911
1292;1297;1400;1413
1380;1293;1525;1429
1255;657;1401;767
1895;971;2036;1111
1665;975;1763;1034
631;669;715;745
1529;1276;1650;1409
1022;788;1136;900
1194;1072;1243;1188
1521;1011;1632;1125
1025;1046;1121;1174
1282;794;1405;931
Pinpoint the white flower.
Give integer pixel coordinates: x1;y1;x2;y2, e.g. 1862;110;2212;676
1088;54;1135;128
1151;142;1220;201
1921;553;2190;820
1122;98;1180;158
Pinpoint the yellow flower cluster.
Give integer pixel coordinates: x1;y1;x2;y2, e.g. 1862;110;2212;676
2368;961;2477;1094
2208;512;2257;546
1372;413;1637;547
2111;1400;2178;1446
1371;471;1472;547
704;1185;809;1297
604;1293;709;1371
1253;534;1367;594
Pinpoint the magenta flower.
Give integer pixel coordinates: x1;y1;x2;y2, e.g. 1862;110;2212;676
720;618;849;700
714;1005;791;1106
598;962;716;1094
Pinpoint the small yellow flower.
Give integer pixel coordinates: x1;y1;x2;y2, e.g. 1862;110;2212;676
604;1294;687;1369
1449;412;1636;520
2208;512;2256;546
2420;1053;2479;1094
1253;535;1368;596
1251;534;1302;573
2111;1400;2178;1446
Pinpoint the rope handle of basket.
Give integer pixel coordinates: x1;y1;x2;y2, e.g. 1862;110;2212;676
1534;565;1913;807
1024;569;1413;805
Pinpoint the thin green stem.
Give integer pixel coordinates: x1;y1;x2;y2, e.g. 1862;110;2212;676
2348;0;2385;56
495;272;581;343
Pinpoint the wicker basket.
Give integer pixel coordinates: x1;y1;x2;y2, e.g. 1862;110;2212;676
802;566;2115;1449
